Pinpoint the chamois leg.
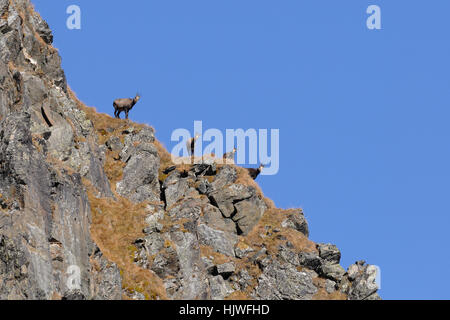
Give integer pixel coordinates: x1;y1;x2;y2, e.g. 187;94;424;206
125;110;129;120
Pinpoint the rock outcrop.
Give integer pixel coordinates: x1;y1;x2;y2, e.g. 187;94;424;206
0;0;120;299
0;0;381;300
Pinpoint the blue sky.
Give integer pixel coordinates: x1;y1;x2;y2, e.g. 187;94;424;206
31;0;450;299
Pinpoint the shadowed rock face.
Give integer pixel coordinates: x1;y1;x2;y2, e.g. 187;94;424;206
0;0;380;300
0;0;120;299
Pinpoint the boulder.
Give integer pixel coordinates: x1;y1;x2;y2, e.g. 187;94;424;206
197;224;238;257
281;210;309;237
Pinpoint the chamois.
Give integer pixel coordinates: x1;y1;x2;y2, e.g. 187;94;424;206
187;133;201;156
223;147;237;163
246;164;264;180
113;93;141;119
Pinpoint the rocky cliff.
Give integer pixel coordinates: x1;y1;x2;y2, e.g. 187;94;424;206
0;0;380;300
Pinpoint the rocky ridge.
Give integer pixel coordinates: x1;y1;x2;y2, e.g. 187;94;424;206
0;0;380;300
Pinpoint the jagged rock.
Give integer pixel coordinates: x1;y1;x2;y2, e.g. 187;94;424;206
169;231;209;300
232;198;267;235
116;142;160;203
62;290;86;300
281;210;309;237
317;243;341;264
197;224;237;257
254;259;317;300
325;279;337;294
320;263;346;282
89;247;122;300
30;13;53;44
209;184;254;218
344;261;381;300
190;163;216;176
298;252;322;271
236;269;253;290
277;245;300;266
209;275;234;300
163;171;198;208
216;262;235;277
0;0;120;300
209;165;237;191
143;233;165;256
105;136;123;152
200;204;236;234
167;198;205;222
150;247;180;279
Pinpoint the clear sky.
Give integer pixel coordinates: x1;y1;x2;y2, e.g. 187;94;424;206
31;0;450;299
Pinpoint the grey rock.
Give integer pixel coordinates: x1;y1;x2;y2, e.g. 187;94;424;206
317;243;341;264
209;184;254;218
163;171;198;208
191;163;216;176
209;275;233;300
281;210;309;237
169;231;209;300
216;262;235;276
197;224;238;257
325;279;337;294
236;269;253;291
0;2;120;300
298;252;322;271
167;198;205;222
143;233;165;256
319;263;346;282
62;290;86;300
105;136;123;152
116;143;160;203
254;260;317;300
201;204;237;234
344;262;380;300
232;198;266;235
209;165;237;191
277;246;300;266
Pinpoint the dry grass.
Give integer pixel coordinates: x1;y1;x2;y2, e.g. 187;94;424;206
86;184;167;300
312;277;347;300
69;89;168;299
243;208;317;256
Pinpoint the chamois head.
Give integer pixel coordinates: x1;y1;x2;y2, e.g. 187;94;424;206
259;164;265;171
134;93;141;104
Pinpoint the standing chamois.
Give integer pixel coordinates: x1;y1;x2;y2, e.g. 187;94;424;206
223;147;237;163
246;164;265;180
113;93;141;119
187;133;201;156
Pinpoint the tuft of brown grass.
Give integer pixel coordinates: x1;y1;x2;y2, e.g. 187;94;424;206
226;291;250;300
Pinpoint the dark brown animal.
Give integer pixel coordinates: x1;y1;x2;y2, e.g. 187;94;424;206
186;133;201;156
247;164;264;180
223;147;237;163
113;93;141;119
